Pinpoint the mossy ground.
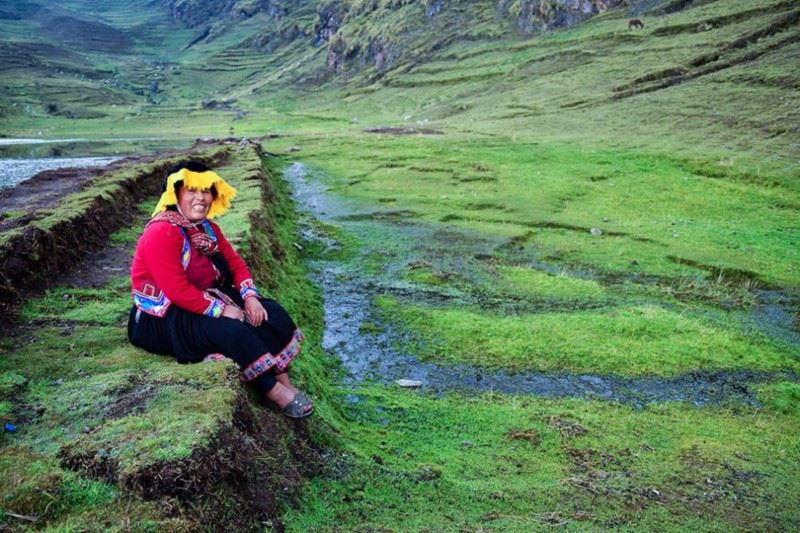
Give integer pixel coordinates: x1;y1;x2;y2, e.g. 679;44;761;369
284;387;800;532
266;141;799;529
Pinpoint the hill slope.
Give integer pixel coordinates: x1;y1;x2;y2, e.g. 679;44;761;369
2;0;797;181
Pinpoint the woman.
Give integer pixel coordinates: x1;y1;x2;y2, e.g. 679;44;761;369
127;161;313;418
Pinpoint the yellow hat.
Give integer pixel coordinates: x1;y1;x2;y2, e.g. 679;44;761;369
152;167;237;219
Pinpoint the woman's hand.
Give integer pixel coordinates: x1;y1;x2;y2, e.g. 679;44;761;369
221;303;245;322
244;297;268;327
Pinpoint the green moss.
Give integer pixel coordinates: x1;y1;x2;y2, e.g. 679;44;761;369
0;451;118;525
495;265;606;300
375;295;796;376
0;371;27;396
291;135;799;289
21;282;132;325
757;382;800;416
286;388;800;531
68;366;238;474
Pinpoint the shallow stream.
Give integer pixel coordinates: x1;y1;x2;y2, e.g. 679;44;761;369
0;156;122;191
285;162;797;408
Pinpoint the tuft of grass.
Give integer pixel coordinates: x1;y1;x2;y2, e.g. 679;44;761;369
495;265;606;300
20;281;132;325
757;381;800;416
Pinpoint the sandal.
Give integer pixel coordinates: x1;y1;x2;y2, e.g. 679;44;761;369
283;391;314;419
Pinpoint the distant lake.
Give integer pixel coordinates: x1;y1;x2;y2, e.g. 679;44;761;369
0;137;193;190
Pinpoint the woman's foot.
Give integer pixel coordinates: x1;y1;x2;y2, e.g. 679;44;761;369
275;372;300;394
266;382;313;418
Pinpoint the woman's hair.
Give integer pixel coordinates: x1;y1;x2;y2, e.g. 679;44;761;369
163;160;217;199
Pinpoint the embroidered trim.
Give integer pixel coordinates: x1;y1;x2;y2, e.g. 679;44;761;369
180;235;191;270
241;329;304;382
133;289;171;317
239;278;260;300
203;294;225;317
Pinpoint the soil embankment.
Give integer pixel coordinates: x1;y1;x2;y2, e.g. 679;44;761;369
0;140;326;531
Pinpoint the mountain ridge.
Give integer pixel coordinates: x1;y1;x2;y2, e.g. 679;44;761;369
1;0;797;185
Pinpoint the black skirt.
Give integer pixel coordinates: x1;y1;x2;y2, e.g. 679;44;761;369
128;287;303;390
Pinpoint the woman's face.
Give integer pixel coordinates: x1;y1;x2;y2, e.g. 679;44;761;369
177;185;213;222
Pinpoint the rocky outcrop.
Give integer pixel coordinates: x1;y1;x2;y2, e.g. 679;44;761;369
251;22;306;50
232;0;287;19
497;0;625;33
314;0;348;45
369;39;398;72
425;0;445;17
166;0;288;26
326;33;405;74
169;0;231;26
317;0;633;75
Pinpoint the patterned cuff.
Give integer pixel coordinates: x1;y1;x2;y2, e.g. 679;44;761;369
204;298;226;318
239;279;260;301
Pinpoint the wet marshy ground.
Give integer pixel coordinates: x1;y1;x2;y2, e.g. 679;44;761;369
285;161;799;407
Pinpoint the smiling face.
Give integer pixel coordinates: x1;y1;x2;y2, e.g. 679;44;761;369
176;185;214;222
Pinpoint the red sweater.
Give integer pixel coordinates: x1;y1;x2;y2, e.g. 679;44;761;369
130;219;259;317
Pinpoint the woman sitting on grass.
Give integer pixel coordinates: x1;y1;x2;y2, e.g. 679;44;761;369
127;160;313;418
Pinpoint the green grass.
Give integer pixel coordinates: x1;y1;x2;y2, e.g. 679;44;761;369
284;387;800;532
0;450;191;531
374;295;797;376
284;134;799;288
757;381;800;416
494;266;607;300
20;281;132;325
59;366;239;472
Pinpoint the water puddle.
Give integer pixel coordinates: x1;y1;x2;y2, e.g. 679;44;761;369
752;289;800;347
285;162;796;407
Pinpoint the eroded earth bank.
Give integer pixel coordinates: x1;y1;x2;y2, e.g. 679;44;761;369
0;141;330;531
